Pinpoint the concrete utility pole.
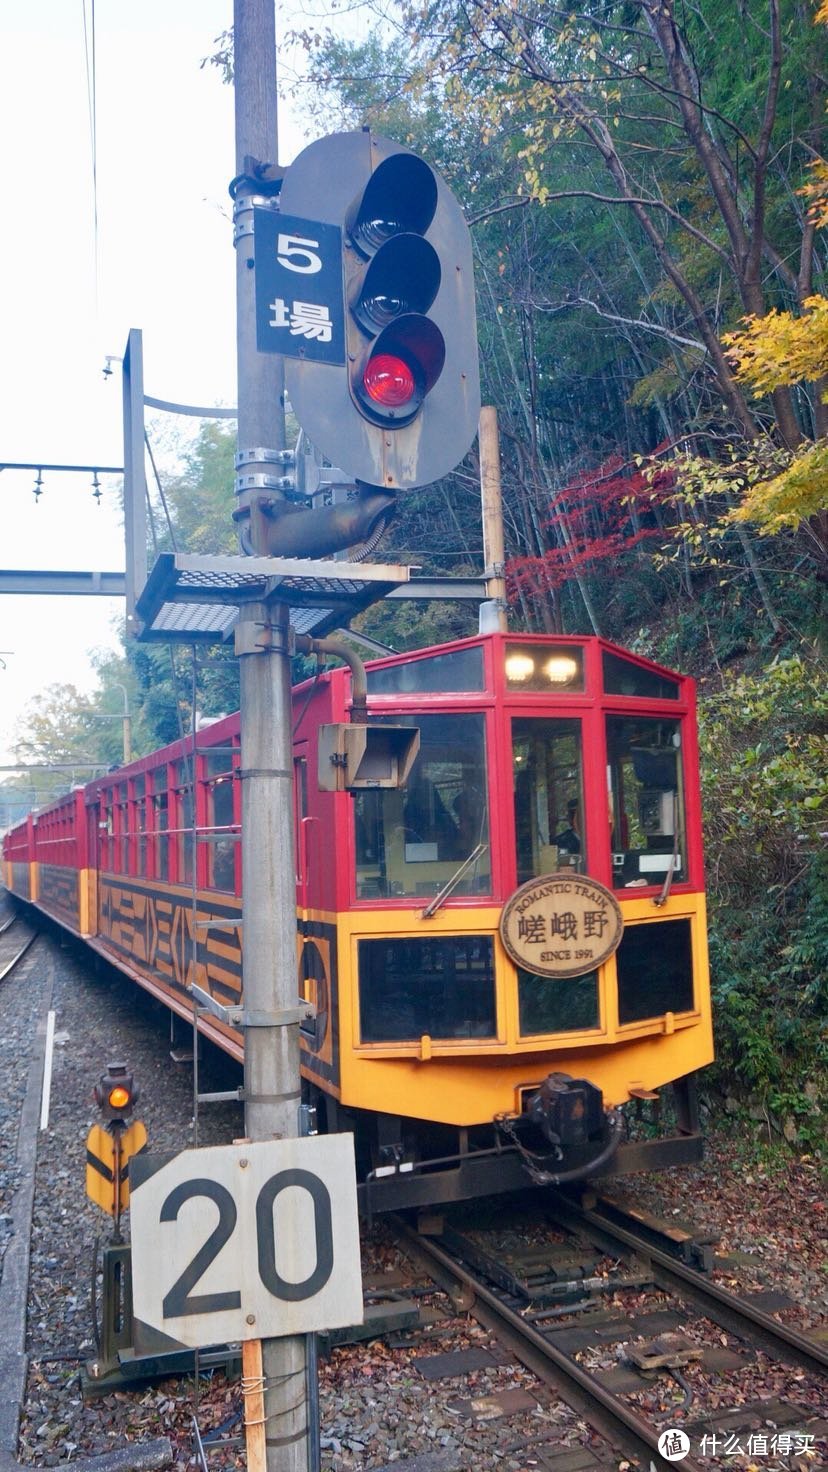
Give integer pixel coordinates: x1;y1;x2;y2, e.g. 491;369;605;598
478;407;509;633
232;3;311;1469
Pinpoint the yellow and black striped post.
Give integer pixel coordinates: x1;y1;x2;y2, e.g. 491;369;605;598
85;1120;148;1227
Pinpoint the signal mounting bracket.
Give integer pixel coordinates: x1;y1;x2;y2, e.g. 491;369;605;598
189;982;316;1029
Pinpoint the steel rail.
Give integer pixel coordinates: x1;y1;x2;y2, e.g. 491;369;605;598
0;929;37;983
392;1216;705;1472
548;1190;828;1380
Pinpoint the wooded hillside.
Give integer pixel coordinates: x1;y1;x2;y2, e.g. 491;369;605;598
10;0;827;1139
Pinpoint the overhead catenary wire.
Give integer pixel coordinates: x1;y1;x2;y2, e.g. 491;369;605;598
144;429;179;552
80;0;99;301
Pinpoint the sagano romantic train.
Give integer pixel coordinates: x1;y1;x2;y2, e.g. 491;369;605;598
3;631;712;1209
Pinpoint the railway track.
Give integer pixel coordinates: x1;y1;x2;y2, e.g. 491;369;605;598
0;906;38;981
0;909;823;1469
389;1193;828;1472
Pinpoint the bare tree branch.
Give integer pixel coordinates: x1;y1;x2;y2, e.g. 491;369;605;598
531;295;705;351
469;187;732;262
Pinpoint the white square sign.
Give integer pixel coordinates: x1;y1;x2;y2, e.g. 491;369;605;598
130;1134;362;1348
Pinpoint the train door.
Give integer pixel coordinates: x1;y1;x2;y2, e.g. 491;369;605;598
293;741;334;1077
508;713;603;1037
293;743;311;912
86;796;101;935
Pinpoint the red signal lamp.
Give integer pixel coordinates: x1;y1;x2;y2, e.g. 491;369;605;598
355;315;445;426
363;353;416;408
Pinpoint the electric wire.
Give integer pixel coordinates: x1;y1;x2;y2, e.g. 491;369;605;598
80;0;99;302
144;430;179;551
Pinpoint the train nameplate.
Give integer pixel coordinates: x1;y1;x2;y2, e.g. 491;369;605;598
500;873;623;979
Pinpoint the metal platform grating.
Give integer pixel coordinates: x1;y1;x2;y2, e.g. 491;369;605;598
135;552;413;643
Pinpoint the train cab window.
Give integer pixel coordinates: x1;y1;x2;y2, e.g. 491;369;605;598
606;716;686;889
152;769;169;880
505;644;583;693
603;651;679;700
616;918;694;1022
358;935;496;1042
205;753;237;892
518;969;600;1035
354;713;490;899
366;645;484;696
512;718;585;883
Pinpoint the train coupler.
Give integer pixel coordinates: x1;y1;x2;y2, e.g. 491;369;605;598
527;1071;606;1150
496;1073;624;1187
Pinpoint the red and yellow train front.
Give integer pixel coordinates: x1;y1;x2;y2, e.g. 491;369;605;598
297;633;712;1164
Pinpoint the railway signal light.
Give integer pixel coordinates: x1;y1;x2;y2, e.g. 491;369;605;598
278;130;480;504
94;1062;139;1125
344;152;446;432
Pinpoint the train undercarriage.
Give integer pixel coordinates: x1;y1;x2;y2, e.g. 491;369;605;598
312;1073;703;1216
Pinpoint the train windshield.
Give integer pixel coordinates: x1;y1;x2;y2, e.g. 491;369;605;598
607;715;686;888
355;712;490;899
512;717;585;883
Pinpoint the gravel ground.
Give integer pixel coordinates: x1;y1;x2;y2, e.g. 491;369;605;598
0;921;48;1280
629;1135;828;1328
2;905;826;1471
0;915;244;1467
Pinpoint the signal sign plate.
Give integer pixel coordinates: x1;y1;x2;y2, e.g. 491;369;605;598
254;210;345;365
130;1135;362;1348
85;1121;148;1216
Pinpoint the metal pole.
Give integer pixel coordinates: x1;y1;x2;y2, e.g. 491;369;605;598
233;4;310;1471
122;330;147;632
478;406;509;633
113;684;132;764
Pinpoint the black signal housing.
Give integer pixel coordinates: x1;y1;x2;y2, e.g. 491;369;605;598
280;130;480;493
94;1062;139;1124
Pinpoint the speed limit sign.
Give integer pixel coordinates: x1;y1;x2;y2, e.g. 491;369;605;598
130;1135;362;1348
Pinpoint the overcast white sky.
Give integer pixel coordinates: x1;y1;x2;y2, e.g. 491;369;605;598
0;1;325;764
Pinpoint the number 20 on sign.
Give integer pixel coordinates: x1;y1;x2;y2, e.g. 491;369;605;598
129;1136;363;1348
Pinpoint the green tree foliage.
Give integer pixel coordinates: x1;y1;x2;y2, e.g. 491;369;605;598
126;420;241;747
296;2;825;644
10;683;114;803
146;418;237;555
304;0;824;441
699;657;828;1136
722;294;828;547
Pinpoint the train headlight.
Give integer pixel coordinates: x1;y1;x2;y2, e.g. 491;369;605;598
542;655;579;686
504;652;535;683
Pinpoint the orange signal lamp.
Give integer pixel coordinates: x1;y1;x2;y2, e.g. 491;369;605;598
94;1061;138;1123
